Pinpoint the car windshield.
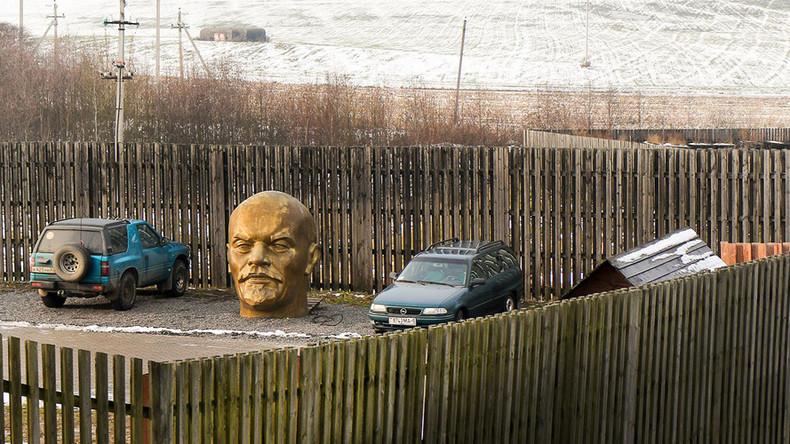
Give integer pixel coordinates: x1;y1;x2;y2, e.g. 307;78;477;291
396;258;468;286
36;228;104;254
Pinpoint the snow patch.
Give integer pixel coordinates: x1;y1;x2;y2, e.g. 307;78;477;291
326;332;363;339
616;228;698;264
653;239;713;264
0;320;314;339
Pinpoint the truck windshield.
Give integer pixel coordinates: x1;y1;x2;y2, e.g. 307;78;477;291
396;259;468;286
36;229;104;254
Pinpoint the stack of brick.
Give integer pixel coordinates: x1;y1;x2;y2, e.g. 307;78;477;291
719;242;790;265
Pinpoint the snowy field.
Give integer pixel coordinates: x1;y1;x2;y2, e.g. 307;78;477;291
4;0;790;94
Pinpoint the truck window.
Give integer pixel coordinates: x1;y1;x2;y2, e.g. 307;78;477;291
107;226;129;254
36;229;104;254
137;224;161;250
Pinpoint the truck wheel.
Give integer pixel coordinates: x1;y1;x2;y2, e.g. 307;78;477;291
41;292;66;308
165;260;188;297
53;243;91;282
112;272;137;311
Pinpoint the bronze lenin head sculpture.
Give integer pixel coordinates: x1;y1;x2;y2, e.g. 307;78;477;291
227;191;320;318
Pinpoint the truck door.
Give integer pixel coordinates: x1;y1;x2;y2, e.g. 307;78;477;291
136;223;168;285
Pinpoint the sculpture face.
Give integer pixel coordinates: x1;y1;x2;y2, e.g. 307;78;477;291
227;191;320;318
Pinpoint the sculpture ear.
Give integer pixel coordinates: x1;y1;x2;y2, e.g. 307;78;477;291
305;243;321;275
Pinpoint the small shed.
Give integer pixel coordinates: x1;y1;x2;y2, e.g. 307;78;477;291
563;228;727;299
198;28;268;42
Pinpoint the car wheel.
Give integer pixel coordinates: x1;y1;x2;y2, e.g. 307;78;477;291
41;292;66;308
53;243;91;282
455;309;467;322
112;272;137;311
164;260;188;297
504;294;517;312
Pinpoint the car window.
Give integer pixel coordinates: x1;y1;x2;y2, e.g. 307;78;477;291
107;226;128;254
36;228;104;254
137;224;161;250
470;259;486;281
397;258;468;285
499;249;518;269
481;252;501;278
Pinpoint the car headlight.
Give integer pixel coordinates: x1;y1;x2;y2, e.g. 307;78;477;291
423;307;448;315
370;303;387;313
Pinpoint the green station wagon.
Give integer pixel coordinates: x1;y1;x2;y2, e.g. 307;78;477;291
369;239;523;333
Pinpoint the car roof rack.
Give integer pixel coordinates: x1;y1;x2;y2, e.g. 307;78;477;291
426;238;461;250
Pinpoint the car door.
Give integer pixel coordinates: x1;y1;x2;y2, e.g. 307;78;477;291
464;259;492;317
137;223;168;285
479;252;507;314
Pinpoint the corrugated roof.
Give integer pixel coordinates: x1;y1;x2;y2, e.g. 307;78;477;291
609;227;726;286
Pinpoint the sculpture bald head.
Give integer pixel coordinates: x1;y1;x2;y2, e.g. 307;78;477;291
227;191;320;318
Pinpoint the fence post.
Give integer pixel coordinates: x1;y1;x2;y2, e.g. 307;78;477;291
621;289;643;441
208;146;228;288
150;361;175;444
351;146;373;292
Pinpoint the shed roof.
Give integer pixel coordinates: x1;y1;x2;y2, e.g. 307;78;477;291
563;227;726;299
609;227;726;286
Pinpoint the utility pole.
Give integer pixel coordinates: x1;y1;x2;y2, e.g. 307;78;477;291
155;0;160;82
173;8;184;79
453;18;467;125
581;0;591;68
34;2;65;56
49;1;65;62
101;0;138;152
19;0;23;42
172;9;212;79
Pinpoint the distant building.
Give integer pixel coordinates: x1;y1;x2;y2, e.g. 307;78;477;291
563;228;726;299
197;28;268;42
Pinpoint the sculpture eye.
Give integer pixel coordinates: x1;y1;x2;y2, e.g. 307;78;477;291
270;239;292;253
233;241;252;253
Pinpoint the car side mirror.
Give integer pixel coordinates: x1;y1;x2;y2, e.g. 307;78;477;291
161;236;170;246
469;278;486;287
388;271;399;281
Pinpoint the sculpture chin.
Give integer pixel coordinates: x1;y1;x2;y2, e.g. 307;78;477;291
239;284;286;310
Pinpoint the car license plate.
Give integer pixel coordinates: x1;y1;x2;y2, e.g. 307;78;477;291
31;266;54;274
389;317;416;326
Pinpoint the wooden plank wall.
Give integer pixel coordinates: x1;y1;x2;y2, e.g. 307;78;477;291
1;141;790;299
583;127;790;144
0;336;147;443
1;252;789;442
139;252;790;442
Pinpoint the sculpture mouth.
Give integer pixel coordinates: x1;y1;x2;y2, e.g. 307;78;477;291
240;272;282;284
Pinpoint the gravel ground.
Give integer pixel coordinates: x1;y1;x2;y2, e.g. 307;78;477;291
0;283;374;348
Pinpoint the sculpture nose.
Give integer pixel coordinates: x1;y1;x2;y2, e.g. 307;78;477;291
247;243;271;266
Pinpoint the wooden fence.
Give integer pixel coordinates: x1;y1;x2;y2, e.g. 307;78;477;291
0;336;147;443
582;127;790;144
3;250;788;442
2;141;790;298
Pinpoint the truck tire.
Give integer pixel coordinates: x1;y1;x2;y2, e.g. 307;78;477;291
53;243;91;282
166;260;189;297
112;272;137;311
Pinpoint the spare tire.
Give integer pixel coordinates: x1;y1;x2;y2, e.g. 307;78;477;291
53;243;91;282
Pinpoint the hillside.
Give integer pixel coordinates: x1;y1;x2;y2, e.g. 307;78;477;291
4;0;790;94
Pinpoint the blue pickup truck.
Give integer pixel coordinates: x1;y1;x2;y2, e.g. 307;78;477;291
30;218;191;310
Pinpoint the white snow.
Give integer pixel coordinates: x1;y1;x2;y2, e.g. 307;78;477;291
0;320;312;339
326;332;363;339
680;255;727;274
4;0;790;94
615;228;698;264
653;239;713;265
